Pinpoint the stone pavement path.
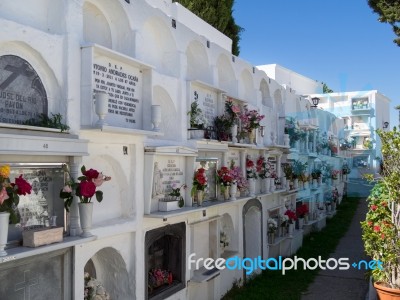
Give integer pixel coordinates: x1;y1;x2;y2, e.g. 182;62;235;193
301;195;369;300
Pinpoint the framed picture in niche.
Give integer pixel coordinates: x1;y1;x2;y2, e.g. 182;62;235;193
194;157;218;204
6;163;67;245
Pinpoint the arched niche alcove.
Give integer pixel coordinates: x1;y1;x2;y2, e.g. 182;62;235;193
153;85;180;141
242;198;263;280
83;2;112;48
83;0;133;55
260;79;272;109
216;54;236;95
84;247;132;299
139;17;178;77
240;69;254;101
186;40;210;83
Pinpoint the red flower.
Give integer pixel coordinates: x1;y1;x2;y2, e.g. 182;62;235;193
371;205;378;211
198;168;205;174
381;233;385;239
246;159;254;168
373;225;381;233
368;221;373;226
14;175;32;195
84;168;100;180
79;180;96;198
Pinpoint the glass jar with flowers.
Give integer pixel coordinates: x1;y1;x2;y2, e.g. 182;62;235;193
187;100;207;139
284;209;297;236
267;218;278;244
60;165;111;237
229;161;248;200
246;156;258;197
225;98;241;143
0;164;32;256
191;168;208;206
257;156;272;193
239;105;265;144
217;166;234;200
296;204;309;226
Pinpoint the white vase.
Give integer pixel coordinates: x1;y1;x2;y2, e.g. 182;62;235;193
262;178;270;193
269;178;276;192
294;179;299;189
79;202;93;238
231;124;238;143
197;190;204;206
298;217;304;229
288;223;295;236
230;183;237;201
95;91;108;126
284;134;290;147
223;187;230;201
0;212;10;257
248;178;256;197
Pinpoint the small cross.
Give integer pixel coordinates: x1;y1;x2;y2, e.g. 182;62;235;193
15;270;38;300
0;62;34;90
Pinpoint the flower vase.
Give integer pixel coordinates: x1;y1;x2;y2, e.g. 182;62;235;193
262;178;270;194
230;183;237;201
288;223;295;236
231;124;238;143
268;232;275;244
294;179;299;189
223;187;230;201
79;202;94;238
248;178;256;197
284;134;290;147
298;217;304;229
197;190;204;206
0;212;10;257
269;178;276;193
248;130;256;144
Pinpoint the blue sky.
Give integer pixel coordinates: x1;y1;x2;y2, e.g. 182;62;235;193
233;0;400;125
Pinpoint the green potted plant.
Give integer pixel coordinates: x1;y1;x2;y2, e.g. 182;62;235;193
361;128;400;297
187;100;207;139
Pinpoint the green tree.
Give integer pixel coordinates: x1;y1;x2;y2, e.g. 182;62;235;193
173;0;243;55
322;82;334;93
368;0;400;46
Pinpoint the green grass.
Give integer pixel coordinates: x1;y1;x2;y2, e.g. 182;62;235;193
222;197;362;300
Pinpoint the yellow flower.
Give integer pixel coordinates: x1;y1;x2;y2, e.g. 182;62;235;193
0;165;10;178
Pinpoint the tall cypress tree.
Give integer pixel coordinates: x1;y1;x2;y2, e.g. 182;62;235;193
173;0;243;55
368;0;400;46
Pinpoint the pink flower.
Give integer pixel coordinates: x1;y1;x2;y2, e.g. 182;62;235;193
371;205;378;211
62;185;72;193
373;225;380;233
0;187;9;205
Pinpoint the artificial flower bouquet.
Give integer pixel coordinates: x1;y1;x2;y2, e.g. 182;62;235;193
239;105;265;132
0;164;32;223
331;169;340;180
166;183;187;208
246;156;258;179
268;218;278;233
60;165;111;212
191;167;208;196
256;156;272;179
285;209;297;224
296;204;309;218
148;269;173;291
217;166;235;190
229;162;248;192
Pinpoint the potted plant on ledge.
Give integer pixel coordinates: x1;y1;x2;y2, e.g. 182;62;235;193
361;128;400;298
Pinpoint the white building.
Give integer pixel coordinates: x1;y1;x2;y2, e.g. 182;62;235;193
0;1;381;299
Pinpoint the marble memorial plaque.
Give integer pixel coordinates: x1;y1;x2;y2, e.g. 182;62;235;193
92;54;143;128
154;156;185;195
0;55;48;125
0;249;71;299
191;84;217;127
